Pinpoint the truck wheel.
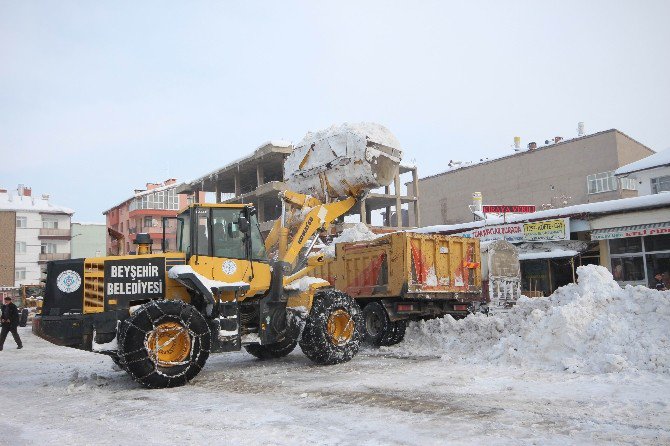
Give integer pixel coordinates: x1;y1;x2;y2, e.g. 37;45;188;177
245;336;297;360
387;320;407;346
117;299;211;389
362;302;394;347
299;289;363;365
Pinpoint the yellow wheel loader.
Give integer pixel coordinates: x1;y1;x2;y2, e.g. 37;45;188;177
33;123;402;388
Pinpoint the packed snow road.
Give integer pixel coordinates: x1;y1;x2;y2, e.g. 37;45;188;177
2;326;668;446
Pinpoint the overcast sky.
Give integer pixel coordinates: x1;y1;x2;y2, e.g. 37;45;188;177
1;1;669;222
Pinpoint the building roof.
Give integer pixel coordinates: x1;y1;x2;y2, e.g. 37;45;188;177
179;141;294;195
0;192;73;214
412;192;670;235
615;147;670;176
420;129;654;182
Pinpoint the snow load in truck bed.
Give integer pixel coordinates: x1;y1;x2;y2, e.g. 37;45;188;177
389;264;670;375
284;122;402;201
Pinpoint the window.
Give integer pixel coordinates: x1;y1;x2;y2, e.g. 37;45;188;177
651;176;670;194
129;187;180;211
41;242;57;254
144;216;154;228
611;257;645;282
587;171;617;194
15;267;26;281
619;177;637;191
211;208;246;259
16;216;27;228
609;237;642;254
15;241;26;254
42;218;58;229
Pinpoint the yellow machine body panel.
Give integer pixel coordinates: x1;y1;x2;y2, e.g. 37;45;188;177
188;256;272;302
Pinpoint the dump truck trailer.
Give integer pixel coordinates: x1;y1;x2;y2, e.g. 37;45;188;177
313;232;483;346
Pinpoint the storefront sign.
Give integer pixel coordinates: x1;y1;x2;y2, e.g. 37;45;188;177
482;205;536;214
459;218;570;243
522;219;570;242
591;222;670;240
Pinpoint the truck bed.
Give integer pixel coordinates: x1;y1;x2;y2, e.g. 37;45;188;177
314;232;482;302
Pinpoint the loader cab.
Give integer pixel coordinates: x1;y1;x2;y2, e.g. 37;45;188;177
175;204;267;262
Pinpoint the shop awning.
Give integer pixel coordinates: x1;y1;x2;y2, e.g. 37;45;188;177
591;221;670;240
519;249;578;261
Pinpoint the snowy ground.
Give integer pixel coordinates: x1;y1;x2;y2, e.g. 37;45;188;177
1;326;668;445
3;266;669;445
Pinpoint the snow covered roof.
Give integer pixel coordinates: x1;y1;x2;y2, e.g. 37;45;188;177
421;129;653;181
518;249;578;260
615;148;670;176
413;192;670;235
0;192;73;214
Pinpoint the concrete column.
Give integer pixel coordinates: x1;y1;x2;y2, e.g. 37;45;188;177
257;198;265;223
234;170;240;197
256;164;264;187
394;167;402;228
384;185;391;226
412;167;421;227
360;199;367;224
215;180;222;203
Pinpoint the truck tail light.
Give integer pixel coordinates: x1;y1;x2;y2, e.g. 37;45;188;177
454;304;467;311
397;304;414;312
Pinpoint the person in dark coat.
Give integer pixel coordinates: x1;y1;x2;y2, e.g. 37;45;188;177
0;296;23;350
654;273;667;291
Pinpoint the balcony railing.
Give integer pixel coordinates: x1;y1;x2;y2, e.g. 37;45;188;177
39;228;71;238
39;253;70;261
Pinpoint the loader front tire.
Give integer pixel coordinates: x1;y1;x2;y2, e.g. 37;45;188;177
245;336;297;360
117;300;211;389
299;289;363;365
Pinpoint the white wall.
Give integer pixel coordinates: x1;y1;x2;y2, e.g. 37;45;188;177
627;166;670;196
14;211;71;286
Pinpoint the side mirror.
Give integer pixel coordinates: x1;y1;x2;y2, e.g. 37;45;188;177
238;216;250;234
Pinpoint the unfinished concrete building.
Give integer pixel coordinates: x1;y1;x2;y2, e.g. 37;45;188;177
177;142;421;232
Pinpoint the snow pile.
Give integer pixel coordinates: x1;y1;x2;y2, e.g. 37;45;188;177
167;265;249;290
284;276;328;292
296;122;402;150
391;265;670;374
322;223;379;257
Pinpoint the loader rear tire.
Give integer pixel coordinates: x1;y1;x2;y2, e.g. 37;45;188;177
245;336;297;360
299;289;363;365
117;300;211;389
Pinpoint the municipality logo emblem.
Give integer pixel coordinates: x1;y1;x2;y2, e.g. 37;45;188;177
57;270;81;293
222;260;237;275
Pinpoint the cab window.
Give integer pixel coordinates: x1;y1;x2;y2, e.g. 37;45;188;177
249;214;267;261
212;208;246;260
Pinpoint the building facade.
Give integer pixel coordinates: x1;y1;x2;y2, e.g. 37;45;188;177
71;222;107;258
103;179;203;255
419;193;670;295
0;185;73;287
178;140;421;232
412;129;655;226
615;148;670;196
